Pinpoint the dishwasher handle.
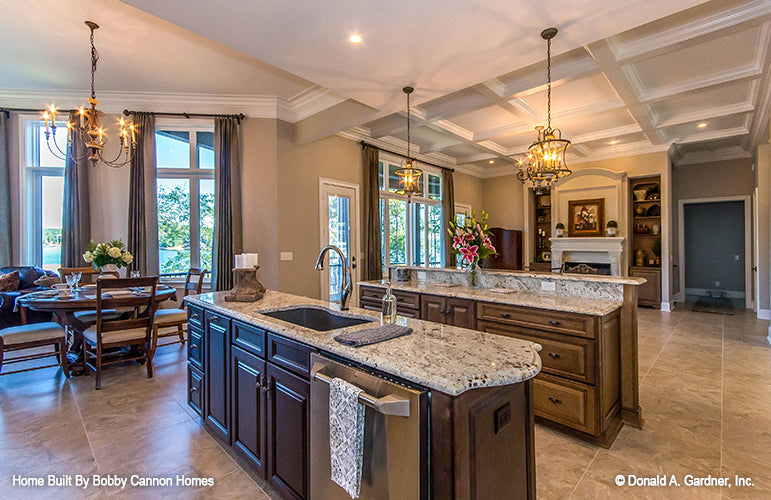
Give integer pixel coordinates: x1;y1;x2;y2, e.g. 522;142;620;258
312;370;411;417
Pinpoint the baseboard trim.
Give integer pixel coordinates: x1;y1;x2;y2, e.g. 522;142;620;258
758;309;771;320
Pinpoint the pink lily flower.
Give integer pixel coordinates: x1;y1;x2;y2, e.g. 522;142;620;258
459;245;479;265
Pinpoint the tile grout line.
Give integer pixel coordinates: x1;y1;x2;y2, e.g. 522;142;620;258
566;448;600;499
639;308;684;383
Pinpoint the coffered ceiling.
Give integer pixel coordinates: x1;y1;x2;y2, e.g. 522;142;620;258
1;0;769;176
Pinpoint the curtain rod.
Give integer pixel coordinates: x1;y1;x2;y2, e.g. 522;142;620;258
0;107;245;123
360;141;455;173
124;110;245;122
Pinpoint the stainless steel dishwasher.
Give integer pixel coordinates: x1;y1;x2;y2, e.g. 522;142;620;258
310;353;428;500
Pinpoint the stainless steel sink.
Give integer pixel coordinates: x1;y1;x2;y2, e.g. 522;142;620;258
260;306;377;331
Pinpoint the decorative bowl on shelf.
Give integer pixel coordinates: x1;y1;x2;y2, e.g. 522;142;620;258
633;189;647;201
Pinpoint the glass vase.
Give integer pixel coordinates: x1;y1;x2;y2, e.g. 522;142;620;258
467;261;481;289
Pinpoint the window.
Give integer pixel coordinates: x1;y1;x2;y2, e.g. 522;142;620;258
156;121;214;275
378;155;444;275
22;119;66;271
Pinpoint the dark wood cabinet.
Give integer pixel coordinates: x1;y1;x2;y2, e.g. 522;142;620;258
204;311;230;442
359;285;421;318
630;267;661;308
231;346;267;477
420;294;476;329
267;363;310;500
483;228;523;270
187;364;204;416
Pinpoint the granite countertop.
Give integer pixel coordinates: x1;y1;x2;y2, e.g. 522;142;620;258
359;280;623;316
391;265;647;286
186;291;542;396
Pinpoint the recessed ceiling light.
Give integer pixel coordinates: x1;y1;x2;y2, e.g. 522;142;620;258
489;160;495;164
349;34;362;44
609;140;618;145
697;122;707;128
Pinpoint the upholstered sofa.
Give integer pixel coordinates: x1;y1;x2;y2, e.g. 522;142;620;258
0;266;59;329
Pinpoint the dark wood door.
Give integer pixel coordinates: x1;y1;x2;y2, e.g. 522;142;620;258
267;363;310;500
205;312;230;442
420;294;446;324
231;346;267;477
446;297;476;329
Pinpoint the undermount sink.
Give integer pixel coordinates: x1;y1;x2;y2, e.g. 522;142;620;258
260;306;377;332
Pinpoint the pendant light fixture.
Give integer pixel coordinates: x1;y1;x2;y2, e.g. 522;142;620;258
42;21;136;168
516;27;571;189
395;86;424;199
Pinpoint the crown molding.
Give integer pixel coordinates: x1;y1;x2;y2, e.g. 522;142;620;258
674;145;752;166
288;86;346;122
569;141;671;165
336;126;459;170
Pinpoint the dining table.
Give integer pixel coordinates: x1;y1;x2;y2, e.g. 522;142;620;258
16;284;177;375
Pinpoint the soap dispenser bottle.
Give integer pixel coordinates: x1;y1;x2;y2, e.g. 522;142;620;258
382;281;397;324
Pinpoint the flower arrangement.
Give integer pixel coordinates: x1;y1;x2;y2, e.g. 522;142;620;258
83;239;134;269
447;210;497;267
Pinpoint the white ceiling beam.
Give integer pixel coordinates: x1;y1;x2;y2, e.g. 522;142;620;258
747;21;771;147
656;101;755;128
586;40;665;144
570;124;643;144
609;0;771;63
673;125;751;145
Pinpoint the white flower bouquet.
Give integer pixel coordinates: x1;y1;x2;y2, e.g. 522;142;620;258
83;239;134;269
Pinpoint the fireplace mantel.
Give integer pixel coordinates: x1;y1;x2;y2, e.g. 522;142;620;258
549;237;625;276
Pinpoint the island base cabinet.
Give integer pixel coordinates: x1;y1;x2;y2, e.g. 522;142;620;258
187;365;204;417
231;346;267;477
204;311;230;442
267;363;310;500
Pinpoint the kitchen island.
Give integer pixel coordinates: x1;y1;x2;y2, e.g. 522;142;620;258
185;290;542;500
360;266;646;447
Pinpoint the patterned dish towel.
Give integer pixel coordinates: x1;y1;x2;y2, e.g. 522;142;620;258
329;378;365;498
334;324;412;348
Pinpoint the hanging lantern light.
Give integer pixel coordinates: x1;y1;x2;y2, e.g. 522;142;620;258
395;86;424;199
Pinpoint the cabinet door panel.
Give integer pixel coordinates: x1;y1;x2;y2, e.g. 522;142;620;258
267;363;310;500
187;365;204;417
446;298;476;329
231;346;266;477
205;312;229;441
420;295;445;324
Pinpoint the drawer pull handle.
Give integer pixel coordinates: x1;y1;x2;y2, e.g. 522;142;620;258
190;386;199;393
548;397;562;405
547;352;562;359
499;312;512;318
548;320;561;326
190;344;199;351
210;315;220;322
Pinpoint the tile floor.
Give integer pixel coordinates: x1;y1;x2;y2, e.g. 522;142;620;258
0;304;769;499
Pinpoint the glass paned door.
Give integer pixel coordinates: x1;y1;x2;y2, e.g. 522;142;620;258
319;180;360;304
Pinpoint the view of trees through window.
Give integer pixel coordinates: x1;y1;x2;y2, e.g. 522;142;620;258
156;127;214;274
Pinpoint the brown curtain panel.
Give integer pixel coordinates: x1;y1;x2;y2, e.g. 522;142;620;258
442;169;456;267
127;112;159;276
61;110;92;268
212;116;243;291
362;145;382;280
0;113;11;266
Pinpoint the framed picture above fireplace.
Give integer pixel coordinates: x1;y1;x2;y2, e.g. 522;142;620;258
568;198;605;237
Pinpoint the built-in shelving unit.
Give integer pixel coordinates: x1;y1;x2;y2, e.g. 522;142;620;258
532;190;552;269
629;175;662;307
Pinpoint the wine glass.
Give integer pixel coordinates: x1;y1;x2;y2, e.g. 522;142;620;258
130;270;140;278
73;271;82;290
66;273;77;290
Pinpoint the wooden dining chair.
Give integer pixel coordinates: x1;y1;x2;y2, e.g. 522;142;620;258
59;266;122;325
0;322;70;377
151;268;207;357
82;276;158;389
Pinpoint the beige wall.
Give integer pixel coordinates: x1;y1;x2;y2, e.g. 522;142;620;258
453;172;483;212
757;142;770;317
481;174;525;229
276;126;363;299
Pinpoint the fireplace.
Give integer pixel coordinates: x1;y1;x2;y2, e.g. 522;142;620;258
549;237;625;276
563;262;612;275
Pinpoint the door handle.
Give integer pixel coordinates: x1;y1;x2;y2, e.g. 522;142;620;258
312;370;410;417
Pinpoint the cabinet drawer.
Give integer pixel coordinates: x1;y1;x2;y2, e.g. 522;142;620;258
267;333;316;378
187;326;204;370
187;304;203;329
394;290;421;309
534;373;596;435
205;310;230;331
233;320;267;359
360;286;385;302
477;302;595;339
361;297;419;318
187;364;204;417
478;321;595;384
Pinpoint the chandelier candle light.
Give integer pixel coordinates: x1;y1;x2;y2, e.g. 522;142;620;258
395;86;424;200
516;27;572;189
43;21;137;168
